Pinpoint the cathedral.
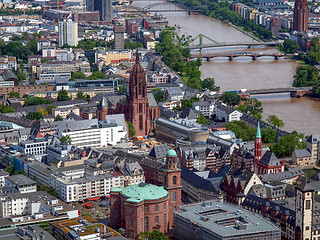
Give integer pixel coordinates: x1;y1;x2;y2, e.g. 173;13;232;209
97;49;160;137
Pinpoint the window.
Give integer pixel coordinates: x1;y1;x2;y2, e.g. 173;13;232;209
145;206;149;213
145;217;149;231
173;176;177;185
155;216;159;225
140;207;142;214
113;198;118;204
306;200;311;210
306;226;310;230
163;203;166;210
140;218;143;232
155;205;158;212
130;218;133;228
114;208;118;222
130;231;134;238
130;208;133;215
139;115;143;131
173;192;176;202
174;206;177;212
164;214;166;229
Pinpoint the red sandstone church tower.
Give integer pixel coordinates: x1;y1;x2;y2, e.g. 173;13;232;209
163;149;182;231
254;122;262;164
126;50;151;137
293;0;309;32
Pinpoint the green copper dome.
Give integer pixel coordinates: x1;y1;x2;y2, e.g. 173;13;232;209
120;183;168;202
167;149;177;157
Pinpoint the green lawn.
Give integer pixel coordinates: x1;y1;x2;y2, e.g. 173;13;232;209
303;168;319;178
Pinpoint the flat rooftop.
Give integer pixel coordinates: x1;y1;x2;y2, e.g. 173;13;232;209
6;174;36;186
175;201;279;237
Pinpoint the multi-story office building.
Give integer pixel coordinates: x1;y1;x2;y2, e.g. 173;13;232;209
0;56;17;70
0;170;9;187
58;20;78;47
86;0;112;21
114;25;125;50
39;72;71;82
19;138;48;157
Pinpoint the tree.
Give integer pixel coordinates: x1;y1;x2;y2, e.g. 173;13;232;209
57;89;72;101
261;127;276;143
138;229;168;240
37;106;48;116
55;115;63;121
271;131;306;158
60;135;72;145
39;184;48;192
281;39;300;53
77;91;85;100
0;104;15;113
26;112;43;120
71;71;86;80
125;40;143;49
196;114;210;124
222;92;241;107
241;98;263;118
152;89;165;103
9;91;20;98
126;121;136;138
47;186;58;197
266;115;285;129
226;121;256;141
87;71;107;80
201;77;220;91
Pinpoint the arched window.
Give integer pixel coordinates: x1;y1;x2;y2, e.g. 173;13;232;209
155;216;159;225
173;176;177;185
174;206;177;212
164;214;166;228
145;206;149;213
140;218;143;232
163;203;166;210
145;217;149;231
139;115;143;131
155;205;158;212
130;208;133;215
130;218;133;228
173;192;176;202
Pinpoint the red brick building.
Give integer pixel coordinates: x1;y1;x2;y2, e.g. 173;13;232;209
96;50;160;137
110;149;181;238
293;0;309;32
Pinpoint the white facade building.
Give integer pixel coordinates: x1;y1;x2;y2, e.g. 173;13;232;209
58;19;78;47
215;103;243;122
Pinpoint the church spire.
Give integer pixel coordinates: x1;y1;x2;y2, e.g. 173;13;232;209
256;122;261;138
135;48;140;64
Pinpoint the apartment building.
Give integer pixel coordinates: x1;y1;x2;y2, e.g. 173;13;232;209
0;56;17;69
5;175;37;194
0;170;9;187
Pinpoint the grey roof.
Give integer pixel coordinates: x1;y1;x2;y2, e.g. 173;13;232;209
104;113;127;132
0;170;9;176
193;101;210;107
307;134;320;144
148;144;168;159
66;112;83;120
2;70;18;81
260;166;304;183
180;107;197;119
176;201;280;237
52;119;99;135
294;149;311;158
259;150;280;166
6;174;36;186
147;92;158;108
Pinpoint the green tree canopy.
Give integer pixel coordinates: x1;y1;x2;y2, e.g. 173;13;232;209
60;135;72;145
196;113;210;124
152;89;165;103
57;89;72;101
125;40;143;49
138;229;168;240
266;115;285;129
26;112;44;120
24;96;54;106
71;71;86;80
281;39;300;53
126;121;136;138
201;77;220;91
0;104;15;113
271;131;306;158
261;127;276;143
9;91;20;98
55;115;63;121
222;92;241;107
87;71;107;80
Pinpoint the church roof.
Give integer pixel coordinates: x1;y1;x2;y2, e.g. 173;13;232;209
149;144;168;159
147;93;157;108
259;150;280;166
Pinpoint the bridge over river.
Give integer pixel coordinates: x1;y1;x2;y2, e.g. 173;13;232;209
240;87;313;98
188;52;295;61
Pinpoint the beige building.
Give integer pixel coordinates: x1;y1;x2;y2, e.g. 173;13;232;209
95;49;132;70
52;106;80;118
292;149;312;168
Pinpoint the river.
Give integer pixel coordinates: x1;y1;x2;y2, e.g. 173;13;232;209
133;1;318;135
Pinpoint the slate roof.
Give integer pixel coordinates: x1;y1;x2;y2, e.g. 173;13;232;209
243;194;296;227
260;166;304;183
148;144;168;159
259;150;280;166
293;149;312;158
6;174;36;186
307;134;320;144
147;92;158;108
159;106;177;119
181;167;222;193
180;107;197;119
